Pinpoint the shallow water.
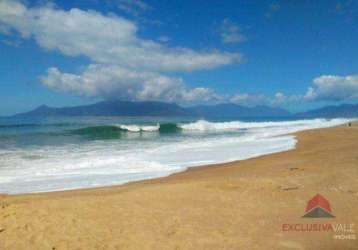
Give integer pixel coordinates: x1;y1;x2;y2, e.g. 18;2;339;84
0;116;352;194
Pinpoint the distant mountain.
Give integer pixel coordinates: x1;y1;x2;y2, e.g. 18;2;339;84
187;103;291;118
13;100;292;118
13;100;358;118
13;100;192;117
296;103;358;118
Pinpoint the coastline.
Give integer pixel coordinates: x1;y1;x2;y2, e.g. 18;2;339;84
0;118;350;195
1;122;358;249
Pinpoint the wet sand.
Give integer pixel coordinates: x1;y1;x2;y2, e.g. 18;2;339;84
1;123;358;249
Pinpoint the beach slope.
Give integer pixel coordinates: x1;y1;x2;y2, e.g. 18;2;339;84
1;123;358;249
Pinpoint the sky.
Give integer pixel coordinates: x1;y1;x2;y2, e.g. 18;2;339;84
0;0;358;115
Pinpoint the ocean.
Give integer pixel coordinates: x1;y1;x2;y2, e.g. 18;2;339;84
0;116;352;194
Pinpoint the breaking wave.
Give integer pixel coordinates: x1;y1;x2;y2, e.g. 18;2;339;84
70;123;182;139
0;117;353;194
68;118;351;140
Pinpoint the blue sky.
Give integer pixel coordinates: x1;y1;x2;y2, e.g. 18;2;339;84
0;0;358;115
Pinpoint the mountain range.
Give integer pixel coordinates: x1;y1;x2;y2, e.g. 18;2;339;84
296;103;358;118
12;100;358;118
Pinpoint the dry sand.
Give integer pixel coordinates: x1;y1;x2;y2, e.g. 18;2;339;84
1;123;358;250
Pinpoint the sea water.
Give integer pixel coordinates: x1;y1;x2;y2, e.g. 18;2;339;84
0;116;353;194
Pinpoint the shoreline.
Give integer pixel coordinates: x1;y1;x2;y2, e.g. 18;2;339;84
0;134;298;197
0;122;344;197
0;119;352;196
1;122;358;249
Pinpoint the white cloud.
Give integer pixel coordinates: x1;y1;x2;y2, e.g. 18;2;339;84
219;19;246;44
109;0;151;16
0;0;243;104
0;0;241;72
8;1;356;108
230;93;267;106
303;87;317;100
41;65;219;103
231;74;358;107
230;92;302;107
305;75;358;101
230;74;358;107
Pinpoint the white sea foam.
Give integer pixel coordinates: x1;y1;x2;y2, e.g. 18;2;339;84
116;124;160;132
114;118;350;133
179;118;349;131
0;118;353;194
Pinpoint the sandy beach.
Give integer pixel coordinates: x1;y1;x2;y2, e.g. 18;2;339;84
0;123;357;250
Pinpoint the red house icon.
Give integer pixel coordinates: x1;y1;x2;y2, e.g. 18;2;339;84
302;194;334;218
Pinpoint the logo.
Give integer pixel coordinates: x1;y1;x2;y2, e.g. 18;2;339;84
302;193;334;218
281;193;356;240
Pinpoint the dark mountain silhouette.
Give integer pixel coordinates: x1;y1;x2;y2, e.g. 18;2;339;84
12;100;358;118
13;100;291;118
187;103;291;118
13;101;192;117
297;103;358;118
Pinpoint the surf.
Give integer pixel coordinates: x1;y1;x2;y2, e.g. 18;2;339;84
0;117;353;194
70;123;182;139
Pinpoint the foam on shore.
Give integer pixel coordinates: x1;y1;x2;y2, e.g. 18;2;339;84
0;118;353;194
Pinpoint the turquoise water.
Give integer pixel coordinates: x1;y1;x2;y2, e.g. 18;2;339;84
0;116;196;147
0;116;351;194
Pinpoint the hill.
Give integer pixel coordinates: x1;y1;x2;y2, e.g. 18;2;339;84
13;100;291;118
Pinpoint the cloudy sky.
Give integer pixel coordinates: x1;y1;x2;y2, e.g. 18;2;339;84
0;0;358;115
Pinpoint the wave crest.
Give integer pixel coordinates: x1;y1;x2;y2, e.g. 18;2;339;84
116;124;159;132
68;118;352;140
178;118;348;131
71;123;182;139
